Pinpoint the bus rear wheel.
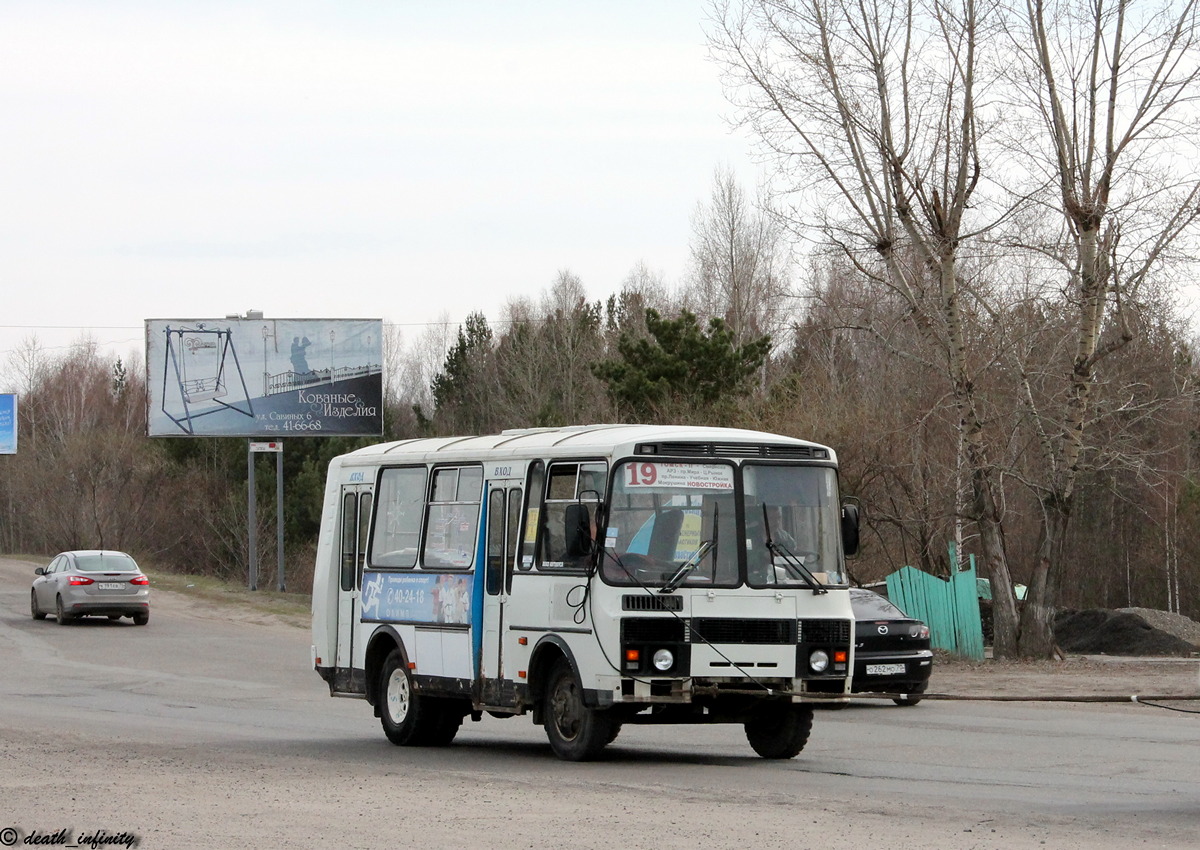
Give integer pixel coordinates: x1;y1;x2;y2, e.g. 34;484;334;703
543;658;613;761
744;703;814;759
379;649;459;746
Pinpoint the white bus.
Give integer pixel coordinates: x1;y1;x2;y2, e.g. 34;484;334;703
311;424;860;761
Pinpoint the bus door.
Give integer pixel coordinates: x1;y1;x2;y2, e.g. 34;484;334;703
335;483;373;679
479;475;522;704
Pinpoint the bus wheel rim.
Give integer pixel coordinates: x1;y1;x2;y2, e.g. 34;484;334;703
386;668;410;724
550;676;581;741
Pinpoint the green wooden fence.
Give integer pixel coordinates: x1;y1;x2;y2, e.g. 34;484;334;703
884;546;985;660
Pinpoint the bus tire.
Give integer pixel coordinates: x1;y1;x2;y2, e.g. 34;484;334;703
543;657;613;761
744;703;813;759
426;700;465;746
378;649;453;746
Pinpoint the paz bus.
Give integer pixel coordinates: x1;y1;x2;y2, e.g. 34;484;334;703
311;424;860;761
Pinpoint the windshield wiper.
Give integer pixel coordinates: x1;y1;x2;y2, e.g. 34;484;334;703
761;503;827;595
660;539;714;594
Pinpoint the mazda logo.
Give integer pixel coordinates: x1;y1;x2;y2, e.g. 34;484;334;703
876;625;889;635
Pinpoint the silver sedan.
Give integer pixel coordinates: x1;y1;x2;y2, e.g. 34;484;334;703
31;550;150;625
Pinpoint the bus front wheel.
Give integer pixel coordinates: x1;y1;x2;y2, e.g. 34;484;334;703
379;649;459;746
744;703;814;759
543;657;614;761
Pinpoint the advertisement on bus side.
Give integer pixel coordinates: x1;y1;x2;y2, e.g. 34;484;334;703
360;572;474;625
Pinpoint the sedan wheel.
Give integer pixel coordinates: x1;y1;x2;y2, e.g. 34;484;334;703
31;590;46;621
55;595;74;625
893;682;927;706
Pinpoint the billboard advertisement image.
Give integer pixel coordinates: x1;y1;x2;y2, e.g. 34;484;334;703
146;318;383;437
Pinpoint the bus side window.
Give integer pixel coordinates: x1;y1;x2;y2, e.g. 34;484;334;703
486;489;505;595
340;493;357;591
505;487;522;592
539;461;605;572
517;462;544;571
422;466;483;569
369;467;426;569
357;493;372;588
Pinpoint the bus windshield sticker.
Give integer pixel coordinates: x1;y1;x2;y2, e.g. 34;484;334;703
622;462;734;491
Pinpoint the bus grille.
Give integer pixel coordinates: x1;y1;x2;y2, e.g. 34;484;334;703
622;594;683;612
623;617;848;646
622;618;686;643
690;618;797;645
798;619;852;644
649;441;826;460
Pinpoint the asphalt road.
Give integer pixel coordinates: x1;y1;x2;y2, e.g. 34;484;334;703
1;555;1197;849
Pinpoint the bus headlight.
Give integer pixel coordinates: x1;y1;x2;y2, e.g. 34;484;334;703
809;649;830;673
652;649;675;672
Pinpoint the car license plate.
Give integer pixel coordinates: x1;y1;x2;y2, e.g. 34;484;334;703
866;663;905;676
97;582;124;590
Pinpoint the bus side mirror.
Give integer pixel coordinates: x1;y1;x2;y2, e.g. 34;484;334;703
841;503;860;557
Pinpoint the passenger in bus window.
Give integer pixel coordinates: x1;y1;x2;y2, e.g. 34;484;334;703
767;505;798;550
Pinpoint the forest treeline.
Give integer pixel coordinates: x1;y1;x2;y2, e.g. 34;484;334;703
2;245;1197;628
3;1;1200;660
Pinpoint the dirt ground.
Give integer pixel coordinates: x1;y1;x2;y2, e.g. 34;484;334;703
922;651;1200;704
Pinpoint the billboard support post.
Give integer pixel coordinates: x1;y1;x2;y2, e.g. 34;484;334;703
247;439;284;590
276;448;285;592
248;439;284;592
248;441;257;591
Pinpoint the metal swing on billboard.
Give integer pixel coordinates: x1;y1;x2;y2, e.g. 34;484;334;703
160;324;255;434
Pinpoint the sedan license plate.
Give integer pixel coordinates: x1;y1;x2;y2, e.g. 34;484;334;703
97;582;124;590
866;663;906;676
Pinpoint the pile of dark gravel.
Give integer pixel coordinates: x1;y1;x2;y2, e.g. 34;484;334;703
1054;609;1198;657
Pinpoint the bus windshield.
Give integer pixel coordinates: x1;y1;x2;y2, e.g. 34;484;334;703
601;460;739;588
742;464;847;589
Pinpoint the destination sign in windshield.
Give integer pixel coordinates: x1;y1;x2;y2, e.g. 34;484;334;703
621;462;734;491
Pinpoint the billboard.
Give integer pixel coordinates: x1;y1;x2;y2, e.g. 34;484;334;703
0;393;15;454
146;318;384;437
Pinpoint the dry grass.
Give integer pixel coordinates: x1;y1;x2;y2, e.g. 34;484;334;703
146;569;311;627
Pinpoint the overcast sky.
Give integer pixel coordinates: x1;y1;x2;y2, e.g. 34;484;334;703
0;1;762;385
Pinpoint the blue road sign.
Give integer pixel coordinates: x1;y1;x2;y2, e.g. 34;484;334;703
0;394;15;454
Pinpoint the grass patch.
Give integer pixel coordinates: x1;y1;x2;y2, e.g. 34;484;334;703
146;570;311;625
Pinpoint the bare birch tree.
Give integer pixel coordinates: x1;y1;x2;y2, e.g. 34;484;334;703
710;0;1027;656
686;165;794;348
997;0;1200;656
